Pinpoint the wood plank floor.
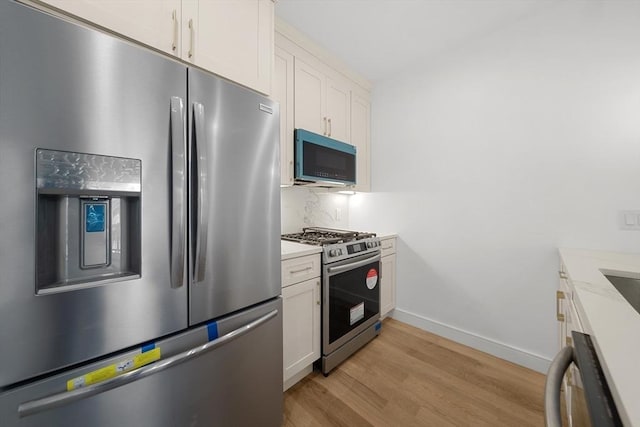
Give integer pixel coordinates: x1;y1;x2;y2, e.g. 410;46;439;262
283;318;546;426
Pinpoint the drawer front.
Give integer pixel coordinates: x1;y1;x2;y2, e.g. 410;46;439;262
282;254;321;288
380;237;396;257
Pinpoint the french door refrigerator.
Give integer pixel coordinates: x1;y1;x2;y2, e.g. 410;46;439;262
0;1;282;426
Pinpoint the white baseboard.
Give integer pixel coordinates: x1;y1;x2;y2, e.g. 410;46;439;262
391;308;551;374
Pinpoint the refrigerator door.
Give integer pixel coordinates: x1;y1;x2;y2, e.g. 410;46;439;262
0;298;283;427
0;2;188;387
188;68;281;325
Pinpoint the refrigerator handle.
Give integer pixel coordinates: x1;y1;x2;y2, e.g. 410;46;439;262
170;96;187;288
193;102;208;283
17;309;279;418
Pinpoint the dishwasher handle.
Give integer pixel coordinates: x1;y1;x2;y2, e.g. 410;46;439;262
544;346;574;427
18;309;278;418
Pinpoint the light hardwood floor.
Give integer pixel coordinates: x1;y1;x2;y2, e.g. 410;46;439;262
283;318;546;426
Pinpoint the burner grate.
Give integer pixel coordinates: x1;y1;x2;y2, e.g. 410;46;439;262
282;227;376;246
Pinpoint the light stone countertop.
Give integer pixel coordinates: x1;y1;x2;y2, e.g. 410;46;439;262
281;240;322;261
376;232;398;239
559;248;640;426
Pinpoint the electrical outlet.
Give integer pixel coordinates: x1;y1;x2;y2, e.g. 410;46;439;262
619;211;640;230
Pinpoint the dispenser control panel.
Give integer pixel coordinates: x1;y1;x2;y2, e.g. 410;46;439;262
81;199;110;268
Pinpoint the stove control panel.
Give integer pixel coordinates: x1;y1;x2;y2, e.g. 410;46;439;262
324;237;381;263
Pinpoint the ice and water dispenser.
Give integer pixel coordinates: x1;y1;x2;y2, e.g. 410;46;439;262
36;149;141;293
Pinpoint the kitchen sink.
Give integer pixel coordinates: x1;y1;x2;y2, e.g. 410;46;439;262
605;275;640;315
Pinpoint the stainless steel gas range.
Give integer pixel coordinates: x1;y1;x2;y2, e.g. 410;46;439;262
282;227;382;375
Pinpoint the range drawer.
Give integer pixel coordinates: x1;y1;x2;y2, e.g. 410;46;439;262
282;254;321;288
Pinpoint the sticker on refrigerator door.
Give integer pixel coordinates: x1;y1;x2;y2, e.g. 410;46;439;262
350;302;365;325
366;268;378;289
66;347;161;391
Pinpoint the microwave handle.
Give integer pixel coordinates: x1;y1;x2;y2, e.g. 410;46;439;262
544;346;574;427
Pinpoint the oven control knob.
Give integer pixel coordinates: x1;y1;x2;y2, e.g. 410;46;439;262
367;242;373;248
329;249;337;257
337;249;343;256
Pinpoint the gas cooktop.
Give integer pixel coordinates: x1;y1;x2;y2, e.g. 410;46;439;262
281;227;376;246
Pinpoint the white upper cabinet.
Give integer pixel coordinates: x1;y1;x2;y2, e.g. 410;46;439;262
351;93;371;192
325;77;351;142
294;58;325;135
30;0;274;95
273;46;295;186
190;0;273;95
33;0;182;56
294;58;351;141
276;18;372;190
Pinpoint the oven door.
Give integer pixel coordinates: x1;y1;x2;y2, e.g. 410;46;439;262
323;252;381;354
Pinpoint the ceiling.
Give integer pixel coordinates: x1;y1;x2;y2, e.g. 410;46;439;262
275;0;553;83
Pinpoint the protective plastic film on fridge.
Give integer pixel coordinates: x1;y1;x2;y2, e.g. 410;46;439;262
0;1;282;425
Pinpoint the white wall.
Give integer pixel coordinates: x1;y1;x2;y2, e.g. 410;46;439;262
349;0;640;371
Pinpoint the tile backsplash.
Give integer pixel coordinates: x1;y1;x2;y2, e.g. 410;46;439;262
281;186;350;234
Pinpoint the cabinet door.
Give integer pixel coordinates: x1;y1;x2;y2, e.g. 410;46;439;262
380;254;396;317
294;58;325;135
194;0;273;95
351;93;371;191
557;280;569;351
274;47;294;185
35;0;181;56
282;278;320;383
325;77;351;142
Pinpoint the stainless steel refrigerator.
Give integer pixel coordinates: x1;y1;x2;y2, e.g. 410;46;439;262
0;1;282;425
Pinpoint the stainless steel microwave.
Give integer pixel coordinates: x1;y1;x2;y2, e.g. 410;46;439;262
294;129;356;186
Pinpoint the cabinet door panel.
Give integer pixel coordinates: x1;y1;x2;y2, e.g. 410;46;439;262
381;254;396;317
196;0;272;95
274;47;294;185
351;93;370;191
325;77;350;142
282;278;321;381
36;0;181;55
294;58;325;135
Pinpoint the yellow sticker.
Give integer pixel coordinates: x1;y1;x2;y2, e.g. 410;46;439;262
66;347;161;391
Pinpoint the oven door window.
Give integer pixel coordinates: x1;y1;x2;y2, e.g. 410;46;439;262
329;260;380;344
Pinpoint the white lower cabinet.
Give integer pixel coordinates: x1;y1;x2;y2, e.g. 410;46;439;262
282;254;321;391
557;264;589;427
380;236;397;317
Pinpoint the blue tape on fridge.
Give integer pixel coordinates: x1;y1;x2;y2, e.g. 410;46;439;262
141;342;156;353
207;321;219;341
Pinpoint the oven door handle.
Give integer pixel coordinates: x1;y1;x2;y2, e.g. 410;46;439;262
327;253;381;276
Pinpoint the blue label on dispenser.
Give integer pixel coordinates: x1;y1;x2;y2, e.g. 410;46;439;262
85;204;105;232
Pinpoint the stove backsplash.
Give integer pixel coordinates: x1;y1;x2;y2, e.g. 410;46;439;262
281;186;350;234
